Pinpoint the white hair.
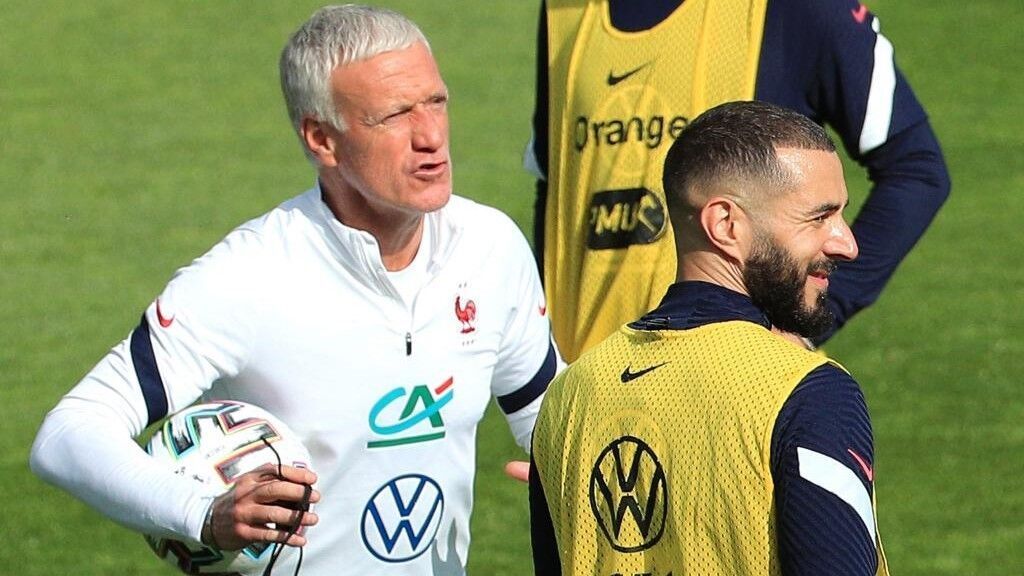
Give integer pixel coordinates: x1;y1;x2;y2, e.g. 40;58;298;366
279;4;430;160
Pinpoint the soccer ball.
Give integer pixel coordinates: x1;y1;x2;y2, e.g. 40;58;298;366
143;400;312;575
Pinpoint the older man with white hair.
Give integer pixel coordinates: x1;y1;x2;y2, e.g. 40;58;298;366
31;5;560;575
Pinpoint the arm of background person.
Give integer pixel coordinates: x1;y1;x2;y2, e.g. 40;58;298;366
771;363;882;575
758;0;951;344
821;120;950;344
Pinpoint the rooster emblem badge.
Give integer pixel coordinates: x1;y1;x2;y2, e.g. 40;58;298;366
455;295;476;334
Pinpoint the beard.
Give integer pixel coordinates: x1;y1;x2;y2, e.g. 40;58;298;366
743;234;836;339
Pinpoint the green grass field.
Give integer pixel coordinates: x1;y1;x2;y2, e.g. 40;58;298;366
2;1;1021;574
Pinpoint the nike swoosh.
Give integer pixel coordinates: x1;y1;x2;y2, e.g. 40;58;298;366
850;4;868;24
155;299;175;328
847;448;874;482
620;361;668;383
607;63;649;86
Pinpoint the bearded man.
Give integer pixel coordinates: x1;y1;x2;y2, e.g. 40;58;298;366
530;101;889;576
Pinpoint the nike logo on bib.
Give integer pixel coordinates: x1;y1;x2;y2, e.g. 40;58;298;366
620;362;668;383
607;63;650;86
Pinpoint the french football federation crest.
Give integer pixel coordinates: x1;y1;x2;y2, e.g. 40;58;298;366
454;287;476;334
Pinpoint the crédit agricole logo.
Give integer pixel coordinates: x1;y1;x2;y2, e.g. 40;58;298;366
367;377;454;448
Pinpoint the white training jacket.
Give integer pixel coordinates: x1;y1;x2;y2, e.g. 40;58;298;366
31;184;561;575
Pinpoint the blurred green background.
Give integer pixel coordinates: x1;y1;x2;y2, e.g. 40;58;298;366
2;1;1021;574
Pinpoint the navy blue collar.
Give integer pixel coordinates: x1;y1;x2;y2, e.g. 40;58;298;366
629;281;771;331
608;0;684;32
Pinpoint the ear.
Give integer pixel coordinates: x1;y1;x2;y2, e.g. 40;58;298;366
301;117;339;167
699;197;752;263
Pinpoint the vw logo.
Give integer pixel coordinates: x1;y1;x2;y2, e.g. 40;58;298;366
589;436;667;552
361;474;445;563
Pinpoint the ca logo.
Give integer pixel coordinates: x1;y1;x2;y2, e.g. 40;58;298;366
367;378;454;449
361;474;445;563
589;436;667;552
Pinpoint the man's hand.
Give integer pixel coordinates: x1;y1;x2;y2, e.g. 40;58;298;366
203;464;320;550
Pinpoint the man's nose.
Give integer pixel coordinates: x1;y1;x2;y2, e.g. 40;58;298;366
411;107;446;151
825;219;858;261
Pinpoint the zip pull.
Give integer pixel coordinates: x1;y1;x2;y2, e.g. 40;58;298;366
405;332;412;356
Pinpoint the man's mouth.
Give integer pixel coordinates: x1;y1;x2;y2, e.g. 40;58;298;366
807;261;835;288
414;159;448;178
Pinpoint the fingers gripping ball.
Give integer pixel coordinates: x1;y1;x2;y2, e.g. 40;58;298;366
144;400;313;575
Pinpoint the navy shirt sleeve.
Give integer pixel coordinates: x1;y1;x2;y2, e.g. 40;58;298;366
757;0;951;342
771;363;880;575
531;2;551;265
529;452;562;576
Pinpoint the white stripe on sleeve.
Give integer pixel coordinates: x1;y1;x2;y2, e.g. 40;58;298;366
797;447;876;541
858;17;896;154
522;132;547;180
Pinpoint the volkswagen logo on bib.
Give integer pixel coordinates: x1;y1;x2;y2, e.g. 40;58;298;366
589;436;668;552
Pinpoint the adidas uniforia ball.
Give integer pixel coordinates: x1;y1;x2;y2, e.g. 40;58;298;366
144;400;312;575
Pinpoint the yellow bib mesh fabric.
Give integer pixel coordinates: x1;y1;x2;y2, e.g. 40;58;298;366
534;321;831;575
544;0;767;361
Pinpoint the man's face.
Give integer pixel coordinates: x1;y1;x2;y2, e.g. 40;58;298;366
744;231;837;337
742;148;858;338
324;42;451;221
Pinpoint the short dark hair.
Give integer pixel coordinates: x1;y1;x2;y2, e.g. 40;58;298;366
662;100;835;221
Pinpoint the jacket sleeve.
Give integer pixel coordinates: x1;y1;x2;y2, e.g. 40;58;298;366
29;315;215;544
490;210;563;451
29;229;260;543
